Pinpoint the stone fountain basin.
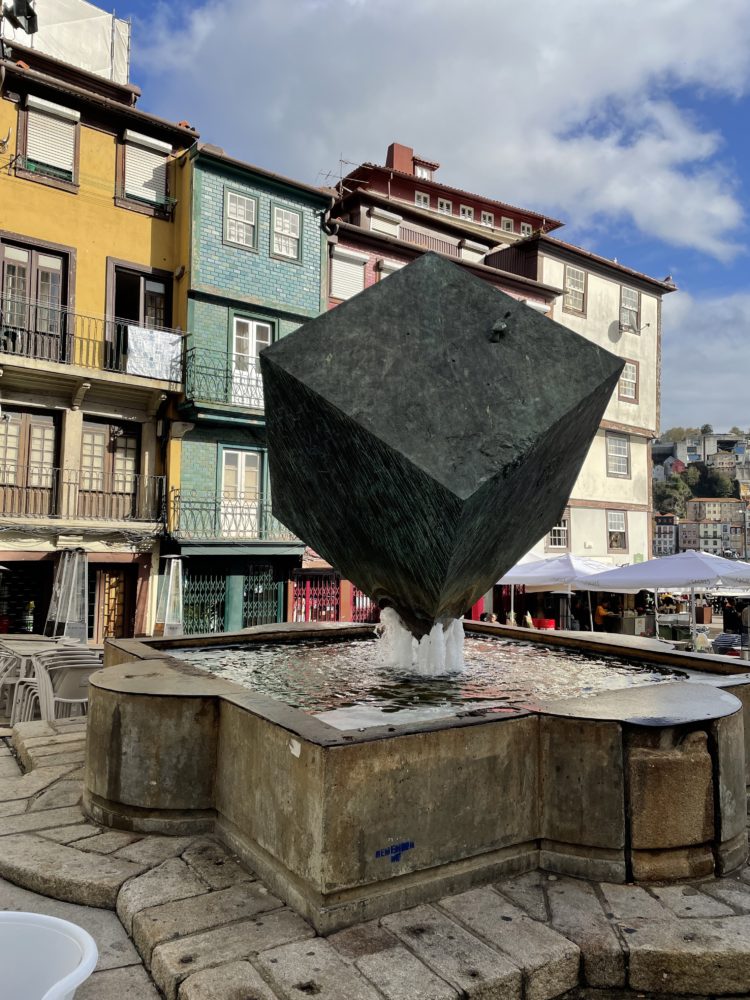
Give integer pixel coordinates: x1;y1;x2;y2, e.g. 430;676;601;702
84;624;750;934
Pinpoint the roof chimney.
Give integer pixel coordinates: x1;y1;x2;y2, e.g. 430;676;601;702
386;142;414;175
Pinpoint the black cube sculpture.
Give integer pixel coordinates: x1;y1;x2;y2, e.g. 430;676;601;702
261;253;623;638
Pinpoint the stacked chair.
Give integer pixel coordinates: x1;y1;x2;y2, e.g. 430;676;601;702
10;645;103;724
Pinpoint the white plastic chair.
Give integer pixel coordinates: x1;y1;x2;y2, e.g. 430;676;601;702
38;664;99;721
0;911;98;999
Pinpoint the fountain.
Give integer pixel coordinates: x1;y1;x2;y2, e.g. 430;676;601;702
84;254;749;933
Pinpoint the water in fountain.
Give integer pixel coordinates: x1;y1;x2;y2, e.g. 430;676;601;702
377;607;465;676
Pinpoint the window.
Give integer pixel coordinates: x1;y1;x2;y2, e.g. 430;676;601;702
415;191;430;209
221;449;261;538
459;205;474;220
607;511;628;552
21;96;79;186
0;241;68;359
620;286;640;332
501;217;514;233
111;264;170;329
415;164;432;180
330;247;368;300
563;265;586;314
437;198;452;215
618;361;638;402
606;432;630;477
520;222;533;237
480;211;494;227
79;420;139;519
224;190;257;249
547;511;570;550
272;205;302;260
377;259;405;278
231;317;271;409
0;410;56;516
121;130;171;209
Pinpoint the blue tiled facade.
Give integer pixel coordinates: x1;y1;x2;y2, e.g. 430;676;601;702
174;152;329;632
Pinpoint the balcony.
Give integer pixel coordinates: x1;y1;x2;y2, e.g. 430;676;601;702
0;467;165;522
399;227;460;258
183;347;264;415
0;296;183;383
171;489;297;543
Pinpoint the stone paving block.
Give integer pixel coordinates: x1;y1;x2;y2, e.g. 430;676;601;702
257;938;384;1000
22;731;88;748
0;757;20;778
12;721;55;742
440;887;580;1000
0;727;13;737
117;835;197;866
76;830;143;854
494;870;549;923
133;881;283;965
0;798;31;817
117;858;211;934
26;739;86;757
546;878;625;988
75;964;160;1000
0;876;139;971
382;903;522;999
328;919;400;959
26;749;86;769
179;961;279;1000
356;945;459;999
598;883;670;922
627;915;750;994
52;718;87;731
41;823;102;844
181;838;254;890
0;765;77;802
0;832;147;907
0;804;88;836
701;878;750;913
30;779;82;811
631;844;714;881
652;884;736;918
151;909;315;1000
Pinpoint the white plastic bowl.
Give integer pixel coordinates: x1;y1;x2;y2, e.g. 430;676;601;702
0;911;98;999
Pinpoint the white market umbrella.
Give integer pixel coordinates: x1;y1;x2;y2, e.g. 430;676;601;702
498;553;614;629
584;550;750;638
496;551;545;625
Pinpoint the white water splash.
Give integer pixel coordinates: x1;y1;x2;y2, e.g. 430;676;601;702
377;607;465;676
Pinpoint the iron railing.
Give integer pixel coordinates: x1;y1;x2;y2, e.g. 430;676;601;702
0;295;182;381
0;465;165;521
171;489;297;542
399;227;460;258
184;347;264;409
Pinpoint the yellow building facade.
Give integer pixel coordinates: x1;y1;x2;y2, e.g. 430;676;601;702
0;40;196;639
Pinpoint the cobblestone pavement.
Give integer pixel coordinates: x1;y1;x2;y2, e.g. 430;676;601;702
4;720;750;999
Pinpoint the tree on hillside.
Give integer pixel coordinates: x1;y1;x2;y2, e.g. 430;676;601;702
660;427;701;442
682;465;701;489
730;426;744;436
654;475;692;516
701;423;714;434
708;469;736;498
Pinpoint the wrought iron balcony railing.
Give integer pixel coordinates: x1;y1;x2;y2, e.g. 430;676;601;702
0;295;183;382
171;489;297;542
183;347;264;409
0;466;165;522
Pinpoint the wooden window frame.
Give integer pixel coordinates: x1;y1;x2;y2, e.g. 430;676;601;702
80;418;141;480
563;264;587;316
0;233;74;307
545;508;571;552
481;211;495;227
105;257;173;330
437;198;452;215
620;285;641;333
459;204;474;220
115;132;173;219
617;359;639;403
222;188;259;252
414;191;430;209
269;201;303;264
501;216;514;233
606;431;631;479
520;222;533;237
606;509;629;554
15;104;80;195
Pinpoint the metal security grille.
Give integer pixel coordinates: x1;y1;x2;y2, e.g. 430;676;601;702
242;565;279;627
183;572;226;635
292;572;341;622
352;586;379;623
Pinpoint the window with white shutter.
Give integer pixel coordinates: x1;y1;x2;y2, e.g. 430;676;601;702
272;206;302;260
563;265;586;313
122;130;171;207
24;96;79;181
224;190;257;249
330;248;367;300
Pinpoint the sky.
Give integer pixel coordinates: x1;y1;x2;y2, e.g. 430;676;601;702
112;0;750;431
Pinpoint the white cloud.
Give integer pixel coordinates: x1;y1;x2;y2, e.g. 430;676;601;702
661;290;750;430
132;0;750;260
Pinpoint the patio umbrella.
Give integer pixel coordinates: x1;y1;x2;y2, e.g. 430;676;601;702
498;553;614;629
583;550;750;637
496;551;545;624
